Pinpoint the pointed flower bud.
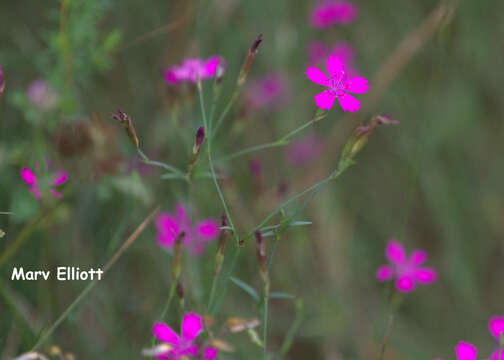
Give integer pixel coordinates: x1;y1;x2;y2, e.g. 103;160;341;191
194;126;205;155
172;231;186;280
237;34;263;87
111;108;139;148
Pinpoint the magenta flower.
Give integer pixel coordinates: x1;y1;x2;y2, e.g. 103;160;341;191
376;238;437;292
20;160;68;200
309;1;358;28
306;55;369;112
455;342;478;360
152;312;218;360
489;316;504;360
244;73;287;110
26;80;59;110
155;204;219;255
0;65;5;97
285;133;323;167
163;56;226;85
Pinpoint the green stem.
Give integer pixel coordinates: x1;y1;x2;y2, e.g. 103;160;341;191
159;281;177;321
219;109;327;162
212;90;239;141
263;285;269;360
197;79;240;245
137;148;186;179
280;298;304;356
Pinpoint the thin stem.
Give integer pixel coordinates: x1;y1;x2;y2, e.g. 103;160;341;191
280;298;304;356
212;91;239;141
378;313;395;360
197;79;240;245
137;148;186;178
219;110;327;162
206;270;220;314
263;286;269;360
158;281;177;321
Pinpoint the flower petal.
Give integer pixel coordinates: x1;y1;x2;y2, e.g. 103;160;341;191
336;91;360;112
181;312;203;342
306;67;329;86
490;347;504;360
51;170;68;186
344;77;369;94
489;316;504;341
326;55;343;80
313;90;335;110
152;322;180;345
21;168;37;185
385;239;406;264
185;345;199;356
204;347;219;360
29;185;42;200
455;341;477;360
195;219;219;242
413;267;437;284
409;250;428;266
395;275;416;292
376;264;395;281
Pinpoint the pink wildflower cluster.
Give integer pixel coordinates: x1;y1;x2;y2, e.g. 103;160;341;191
20;160;68;200
376;238;437;292
306;54;369;112
309;0;358;28
163;56;226;85
155;203;219;255
152;312;218;360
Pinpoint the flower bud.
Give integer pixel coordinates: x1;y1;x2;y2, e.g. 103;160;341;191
193;126;205;155
176;280;184;308
172;231;185;280
237;34;263;87
111;108;139;149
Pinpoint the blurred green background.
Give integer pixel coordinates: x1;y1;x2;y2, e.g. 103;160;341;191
1;0;503;358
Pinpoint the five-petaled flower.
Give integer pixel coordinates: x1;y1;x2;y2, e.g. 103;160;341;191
376;238;437;292
152;312;218;360
489;316;504;360
435;341;479;360
306;55;368;112
163;56;226;85
20;160;68;200
155;203;219;255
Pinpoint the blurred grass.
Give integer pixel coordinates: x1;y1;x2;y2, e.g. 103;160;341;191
1;0;504;358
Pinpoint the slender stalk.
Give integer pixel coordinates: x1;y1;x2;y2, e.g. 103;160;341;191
263;286;269;360
280;298;304;356
219;109;327;162
158;281;177;321
197;79;239;245
137;148;186;179
212;91;239;141
377;291;403;360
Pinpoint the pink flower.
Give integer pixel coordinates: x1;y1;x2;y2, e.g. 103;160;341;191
152;312;218;360
309;1;358;28
163;56;226;85
306;54;369;112
20;160;68;200
436;342;479;360
244;73;287;109
26;80;59;110
307;41;358;76
285;133;323;167
376;238;437;292
489;316;504;360
155;204;219;255
0;65;5;97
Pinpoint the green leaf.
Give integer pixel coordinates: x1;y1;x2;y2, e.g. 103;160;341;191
230;277;259;301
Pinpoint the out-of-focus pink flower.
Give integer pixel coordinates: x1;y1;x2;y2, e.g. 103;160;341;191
307;41;358;76
489;316;504;360
152;312;218;360
245;73;287;109
20;160;68;200
163;56;226;85
309;1;358;28
27;80;59;110
0;66;5;97
285;134;323;167
306;54;368;112
155;203;219;255
435;342;478;360
376;238;437;292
